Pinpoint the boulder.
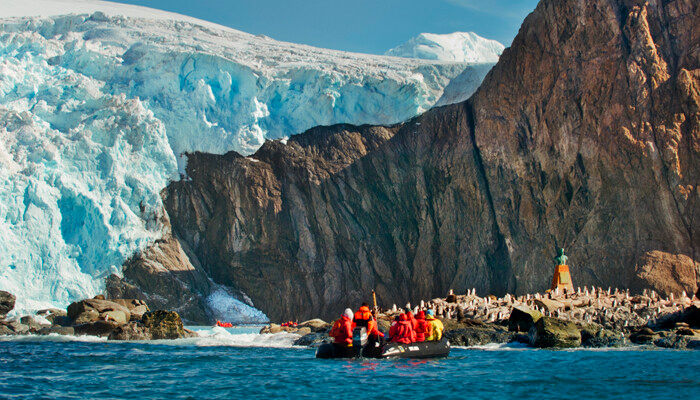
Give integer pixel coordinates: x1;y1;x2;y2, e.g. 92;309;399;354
444;327;514;347
73;310;101;325
20;316;50;332
0;323;13;335
5;321;29;335
102;311;129;325
142;310;187;339
629;327;659;344
534;299;566;313
298;319;329;332
529;317;581;348
109;299;149;312
579;323;625;348
260;324;282;334
0;291;15;318
52;315;73;327
293;332;328;347
508;306;543;332
296;327;312;336
108;321;152;341
129;305;149;321
67;299;131;325
38;326;75;336
654;334;700;350
74;320;121;337
36;309;67;324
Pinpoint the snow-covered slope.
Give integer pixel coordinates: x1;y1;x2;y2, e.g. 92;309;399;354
0;0;496;315
385;32;505;63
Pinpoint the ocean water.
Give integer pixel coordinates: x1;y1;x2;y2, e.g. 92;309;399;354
1;327;698;399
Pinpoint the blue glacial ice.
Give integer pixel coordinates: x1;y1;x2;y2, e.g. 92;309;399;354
0;5;499;315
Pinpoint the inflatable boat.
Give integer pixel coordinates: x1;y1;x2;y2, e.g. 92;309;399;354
315;327;450;359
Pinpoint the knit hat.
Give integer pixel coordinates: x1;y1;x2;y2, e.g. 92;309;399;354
426;309;434;317
344;308;354;319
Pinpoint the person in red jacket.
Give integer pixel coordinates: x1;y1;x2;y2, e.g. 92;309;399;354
329;308;354;346
389;313;416;344
406;310;418;332
414;310;431;342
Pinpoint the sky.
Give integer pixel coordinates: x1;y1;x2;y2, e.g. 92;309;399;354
111;0;540;54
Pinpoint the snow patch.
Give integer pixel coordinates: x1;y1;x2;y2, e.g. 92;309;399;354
385;32;505;63
206;287;269;324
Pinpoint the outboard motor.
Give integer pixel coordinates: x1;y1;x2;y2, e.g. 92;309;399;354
352;327;367;357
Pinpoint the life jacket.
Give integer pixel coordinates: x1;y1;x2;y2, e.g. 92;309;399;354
353;306;372;328
414;312;430;342
406;311;418;331
389;314;416;344
425;315;443;341
330;315;353;346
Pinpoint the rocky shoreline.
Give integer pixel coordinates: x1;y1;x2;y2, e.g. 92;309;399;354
266;288;700;350
0;290;195;340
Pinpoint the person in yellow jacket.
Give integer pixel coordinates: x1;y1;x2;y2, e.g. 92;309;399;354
424;310;443;341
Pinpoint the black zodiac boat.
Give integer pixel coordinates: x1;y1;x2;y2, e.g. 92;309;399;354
315;327;450;359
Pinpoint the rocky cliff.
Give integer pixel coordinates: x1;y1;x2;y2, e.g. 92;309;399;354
145;0;700;322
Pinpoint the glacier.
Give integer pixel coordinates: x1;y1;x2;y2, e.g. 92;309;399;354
385;32;505;63
0;0;499;317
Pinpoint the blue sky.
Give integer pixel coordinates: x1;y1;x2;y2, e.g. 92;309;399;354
112;0;539;54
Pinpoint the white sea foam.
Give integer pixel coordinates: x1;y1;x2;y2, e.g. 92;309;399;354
455;342;530;351
192;326;300;348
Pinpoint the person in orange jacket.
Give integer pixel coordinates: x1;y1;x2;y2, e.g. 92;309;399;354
329;308;354;346
389;313;415;344
353;303;384;340
414;310;431;342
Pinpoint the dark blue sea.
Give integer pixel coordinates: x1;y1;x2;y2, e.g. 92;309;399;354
1;326;698;399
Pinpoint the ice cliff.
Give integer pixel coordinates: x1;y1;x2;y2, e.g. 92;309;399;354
0;0;497;314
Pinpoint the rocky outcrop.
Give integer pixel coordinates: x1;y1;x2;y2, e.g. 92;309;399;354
152;0;700;322
529;317;582;348
106;215;213;324
141;310;195;340
508;306;543;333
0;291;15;319
67;298;132;326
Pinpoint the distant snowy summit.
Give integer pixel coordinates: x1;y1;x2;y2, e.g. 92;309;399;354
385;32;505;63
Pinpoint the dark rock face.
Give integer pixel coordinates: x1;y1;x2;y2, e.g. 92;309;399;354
529;317;582;348
139;0;700;322
0;291;15;318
